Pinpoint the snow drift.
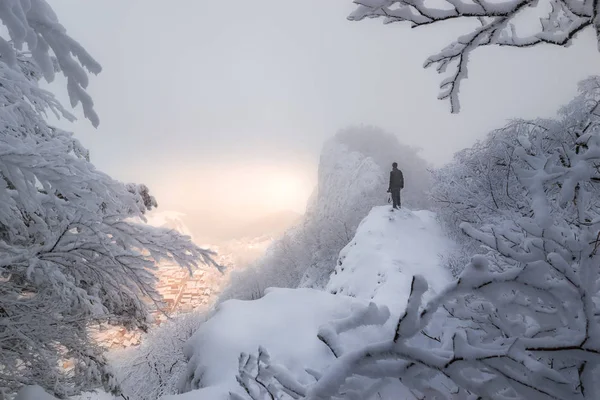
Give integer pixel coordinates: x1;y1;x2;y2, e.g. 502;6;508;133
171;289;361;400
172;206;454;399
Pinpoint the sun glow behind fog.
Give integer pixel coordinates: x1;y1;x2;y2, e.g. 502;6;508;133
154;161;315;223
216;164;314;215
261;170;313;213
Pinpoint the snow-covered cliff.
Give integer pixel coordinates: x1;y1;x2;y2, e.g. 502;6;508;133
220;127;433;300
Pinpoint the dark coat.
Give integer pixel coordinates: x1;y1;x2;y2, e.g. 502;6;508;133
389;168;404;190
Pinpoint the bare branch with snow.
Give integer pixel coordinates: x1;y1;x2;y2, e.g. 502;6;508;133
349;0;600;112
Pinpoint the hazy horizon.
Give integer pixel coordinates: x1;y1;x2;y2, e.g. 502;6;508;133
46;0;600;240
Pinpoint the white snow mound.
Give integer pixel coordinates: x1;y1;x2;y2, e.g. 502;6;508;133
170;206;455;399
169;288;362;400
327;206;453;316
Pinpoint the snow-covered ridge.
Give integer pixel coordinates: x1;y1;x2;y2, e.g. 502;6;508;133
168;206;454;399
327;207;453;314
221;127;435;302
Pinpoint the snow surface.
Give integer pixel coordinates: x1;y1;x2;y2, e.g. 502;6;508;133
327;206;453;315
168;288;362;400
170;206;454;399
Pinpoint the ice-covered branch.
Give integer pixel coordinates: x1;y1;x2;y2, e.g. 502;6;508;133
349;0;598;112
0;0;102;125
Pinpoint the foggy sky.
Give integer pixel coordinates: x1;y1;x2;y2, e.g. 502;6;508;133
47;0;600;239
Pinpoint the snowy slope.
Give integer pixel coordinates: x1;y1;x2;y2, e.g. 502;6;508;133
171;206;455;399
297;139;387;287
327;206;453;316
168;289;362;400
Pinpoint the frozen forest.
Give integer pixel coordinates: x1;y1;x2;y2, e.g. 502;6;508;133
2;0;600;400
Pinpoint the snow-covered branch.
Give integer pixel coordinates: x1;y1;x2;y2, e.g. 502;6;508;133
349;0;599;112
0;1;221;397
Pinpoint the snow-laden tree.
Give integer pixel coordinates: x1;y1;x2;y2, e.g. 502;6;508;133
433;76;599;276
349;0;600;112
230;77;600;399
218;230;311;302
0;2;219;397
110;312;206;400
431;121;527;276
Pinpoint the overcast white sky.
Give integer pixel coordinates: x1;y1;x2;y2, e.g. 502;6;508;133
47;0;600;239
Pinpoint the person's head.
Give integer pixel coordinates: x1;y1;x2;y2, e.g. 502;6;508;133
392;162;398;169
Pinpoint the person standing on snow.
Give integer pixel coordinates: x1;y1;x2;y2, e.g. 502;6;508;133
387;162;404;210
